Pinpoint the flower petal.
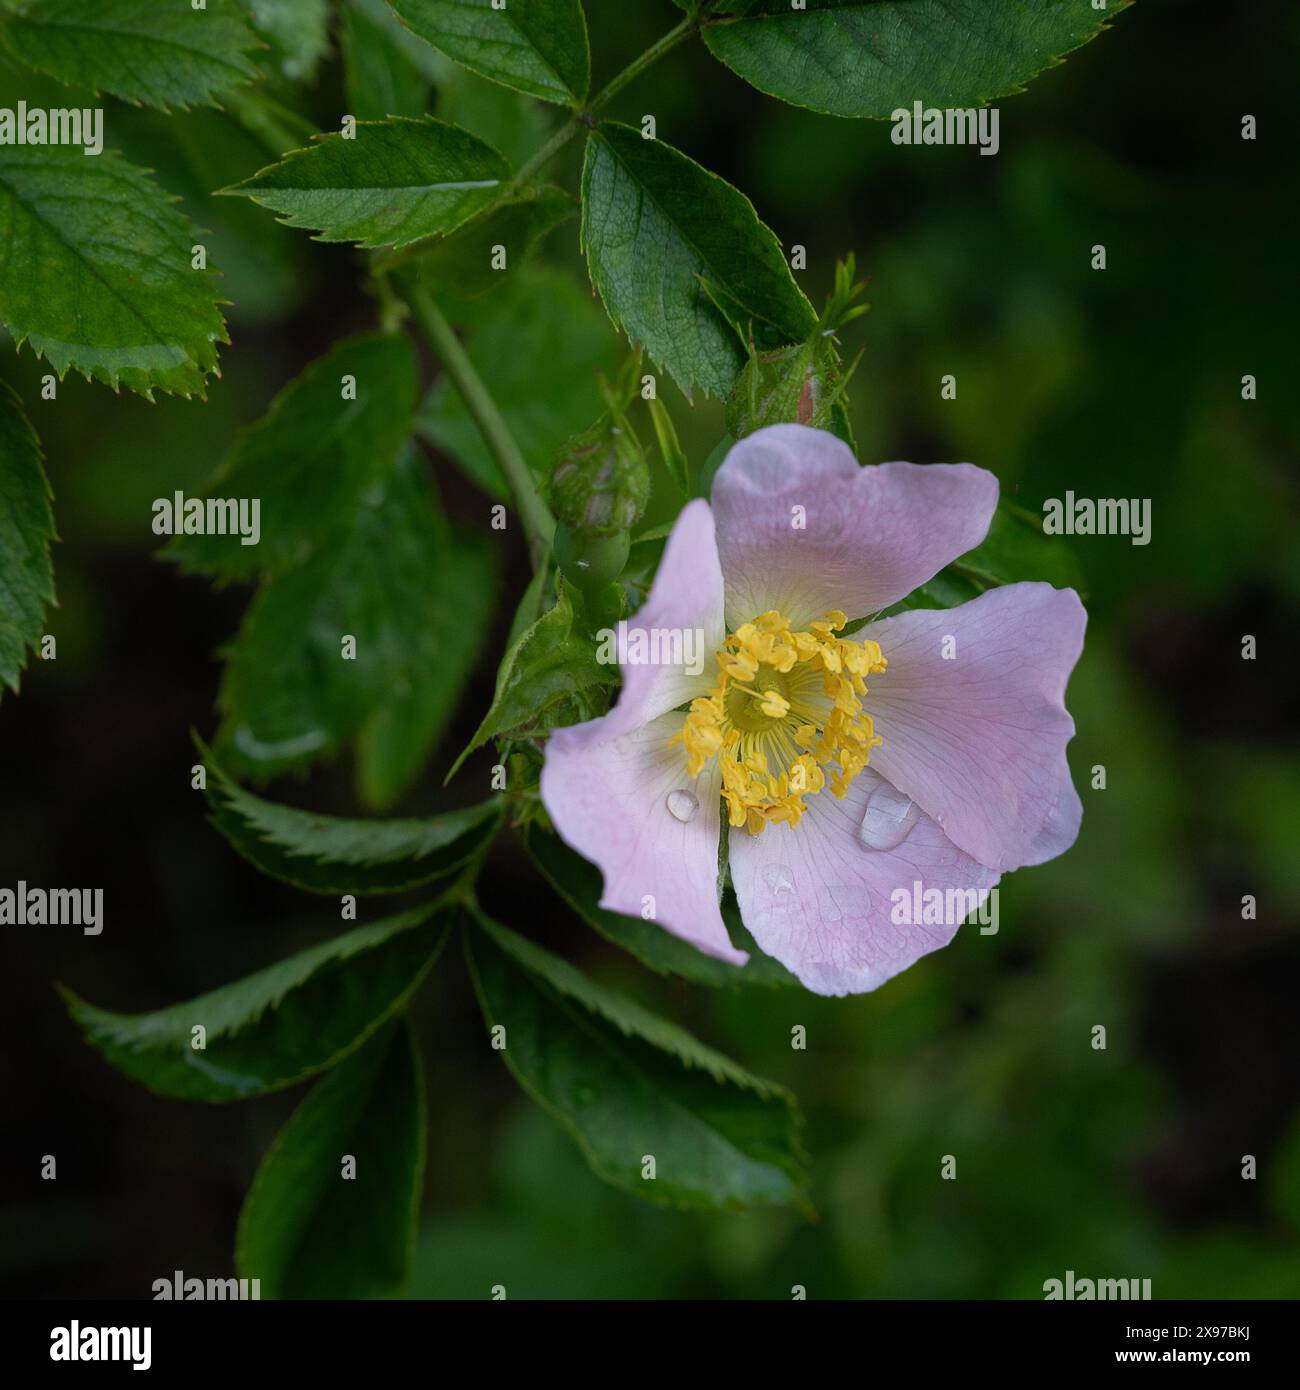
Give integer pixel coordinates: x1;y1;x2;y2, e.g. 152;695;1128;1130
729;767;1000;996
602;497;726;736
710;424;999;629
863;583;1086;873
541;713;745;965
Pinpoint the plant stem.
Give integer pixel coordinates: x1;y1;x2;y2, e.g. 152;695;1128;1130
587;15;695;114
373;16;697;275
402;278;555;570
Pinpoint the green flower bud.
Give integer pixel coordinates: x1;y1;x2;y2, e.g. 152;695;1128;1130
553;522;630;595
549;419;650;538
724;254;868;439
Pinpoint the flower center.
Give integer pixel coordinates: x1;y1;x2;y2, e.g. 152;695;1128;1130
672;609;887;836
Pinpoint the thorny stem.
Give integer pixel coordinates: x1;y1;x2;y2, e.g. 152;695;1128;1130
402;277;555;571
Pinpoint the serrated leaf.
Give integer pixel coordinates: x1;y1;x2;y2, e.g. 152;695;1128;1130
341;0;434;119
0;381;54;695
224;116;510;249
446;581;613;781
401;184;572;298
215;445;497;796
465;913;808;1211
0;0;260;110
387;0;589;105
63;904;450;1102
436;63;550;168
236;1018;425;1298
418;266;620;497
203;742;503;893
701;0;1130;119
245;0;331;83
581;123;815;399
524;826;797;989
0;145;228;397
166;331;419;581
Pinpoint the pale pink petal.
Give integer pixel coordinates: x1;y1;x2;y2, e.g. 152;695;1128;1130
601;497;725;738
728;767;1000;996
862;583;1086;873
710;424;999;629
541;713;745;965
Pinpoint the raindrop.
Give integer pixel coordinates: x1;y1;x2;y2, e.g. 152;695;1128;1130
858;779;920;851
666;789;698;823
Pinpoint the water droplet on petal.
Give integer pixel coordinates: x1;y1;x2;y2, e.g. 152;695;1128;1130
762;864;795;896
666;789;699;823
858;780;920;851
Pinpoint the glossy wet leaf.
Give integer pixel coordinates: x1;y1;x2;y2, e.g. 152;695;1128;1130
0;145;228;396
236;1019;425;1298
524;826;797;988
0;0;260;110
386;0;589;105
202;743;503;893
224;116;511;250
581;123;815;398
465;914;809;1211
701;0;1131;119
62;905;451;1101
0;382;54;697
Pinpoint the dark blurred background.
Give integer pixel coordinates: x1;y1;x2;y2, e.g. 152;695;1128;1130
2;0;1298;1298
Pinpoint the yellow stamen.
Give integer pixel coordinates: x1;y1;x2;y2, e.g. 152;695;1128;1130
670;609;886;835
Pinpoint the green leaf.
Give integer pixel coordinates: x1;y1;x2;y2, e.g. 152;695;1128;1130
245;0;331;83
63;904;451;1102
0;145;228;397
216;446;497;797
951;499;1088;597
341;0;435;120
236;1018;425;1298
166;332;419;582
0;0;260;110
436;63;550;168
202;744;503;893
524;826;798;989
418;267;620;496
0;381;55;695
646;396;690;497
465;914;808;1211
403;184;573;300
580;123;815;399
701;0;1130;120
446;581;613;781
386;0;589;105
223;116;510;250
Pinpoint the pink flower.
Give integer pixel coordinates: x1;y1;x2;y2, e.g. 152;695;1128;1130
541;425;1086;996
